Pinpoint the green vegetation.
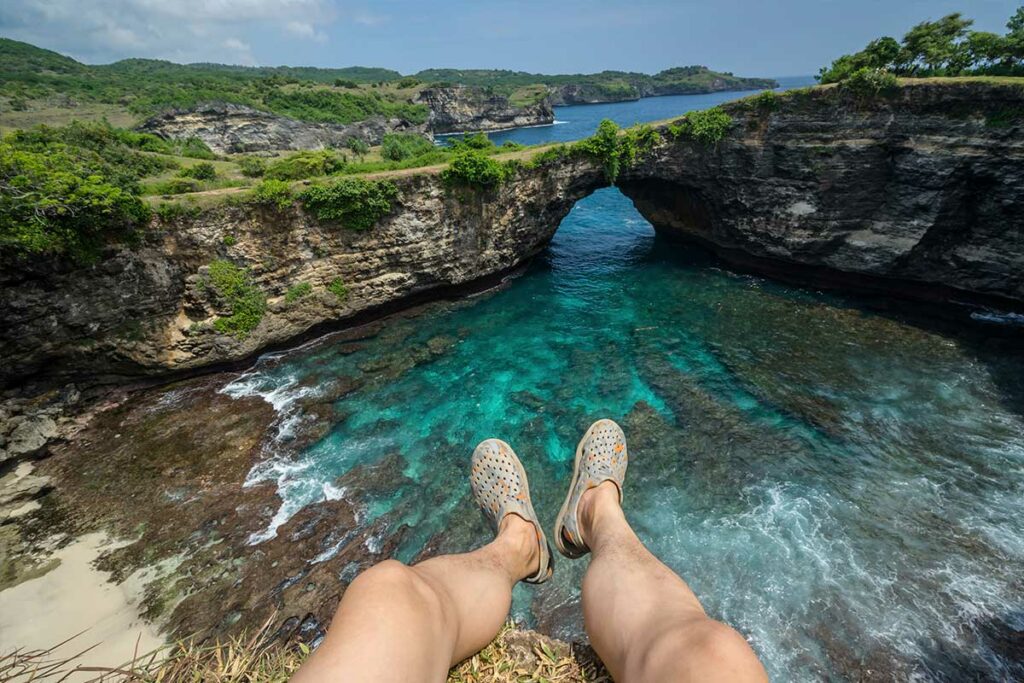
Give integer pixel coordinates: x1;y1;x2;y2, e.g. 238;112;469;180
576;119;622;182
328;277;349;300
265;150;346;181
440;149;517;188
381;132;436;161
237;156;267;177
298;177;399;230
249;179;294;209
204;259;266;338
260;89;428;125
413;66;776;101
178;161;217;180
569;119;663;183
840;68;899;98
0;124;157;260
668;107;733;145
154;201;200;222
285;281;313;303
819;9;1024;84
346;137;370;160
0;38;412;125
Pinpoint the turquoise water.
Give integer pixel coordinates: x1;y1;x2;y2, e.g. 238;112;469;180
439;76;816;146
223;189;1024;680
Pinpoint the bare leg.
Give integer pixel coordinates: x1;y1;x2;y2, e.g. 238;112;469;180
293;514;538;683
579;482;768;683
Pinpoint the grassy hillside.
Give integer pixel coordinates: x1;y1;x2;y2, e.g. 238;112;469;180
0;38;776;129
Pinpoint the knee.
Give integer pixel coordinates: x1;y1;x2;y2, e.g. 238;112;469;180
348;560;446;618
636;619;765;682
350;559;419;594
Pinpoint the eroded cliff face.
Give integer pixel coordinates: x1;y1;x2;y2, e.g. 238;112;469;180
414;86;554;133
619;82;1024;307
0;159;605;388
139;103;428;154
2;81;1022;392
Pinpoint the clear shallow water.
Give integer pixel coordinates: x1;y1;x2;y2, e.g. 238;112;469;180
223;189;1024;680
439;75;816;146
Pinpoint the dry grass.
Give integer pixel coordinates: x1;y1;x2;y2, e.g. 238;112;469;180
0;621;605;683
0;617;306;683
447;624;608;683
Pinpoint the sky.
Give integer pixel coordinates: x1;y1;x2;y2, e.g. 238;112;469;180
0;1;1020;77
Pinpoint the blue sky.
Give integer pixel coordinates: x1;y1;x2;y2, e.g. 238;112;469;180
0;1;1020;76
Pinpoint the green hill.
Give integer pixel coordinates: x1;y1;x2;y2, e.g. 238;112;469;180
0;37;776;129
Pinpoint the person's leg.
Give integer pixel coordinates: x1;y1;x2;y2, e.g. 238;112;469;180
579;481;767;683
292;513;538;683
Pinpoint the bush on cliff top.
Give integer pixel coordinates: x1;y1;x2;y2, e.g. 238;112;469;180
265;150;346;181
0;139;150;261
249;179;294;209
204;259;267;338
298;177;399;230
668;107;733;145
440;148;516;189
381;132;435;161
571;119;662;184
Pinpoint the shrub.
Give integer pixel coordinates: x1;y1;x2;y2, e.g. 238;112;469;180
840;68;899;98
249;179;293;209
0;141;150;260
381;133;435;161
668;107;733;145
222;235;236;246
618;124;661;170
237;156;267;178
345;137;370;160
155;202;200;221
285;281;312;303
746;90;780;112
575;119;621;182
328;277;349;300
449;132;495;152
204;259;266;338
527;144;576;167
440;149;515;188
334;79;358;88
178;162;217;180
265;150;345;181
395;77;420;89
298;177;399;230
152;177;201;195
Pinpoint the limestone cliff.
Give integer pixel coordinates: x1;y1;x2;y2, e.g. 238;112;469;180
618;81;1024;309
2;81;1022;391
0;159;603;388
414;86;554;133
139;102;428;154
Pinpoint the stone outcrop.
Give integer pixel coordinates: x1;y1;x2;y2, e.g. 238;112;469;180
546;73;779;105
414;85;554;133
618;81;1024;309
139;102;428;154
0;158;603;389
2;81;1022;392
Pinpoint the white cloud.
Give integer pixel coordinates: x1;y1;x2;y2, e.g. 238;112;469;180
352;10;388;27
0;0;334;64
285;20;326;42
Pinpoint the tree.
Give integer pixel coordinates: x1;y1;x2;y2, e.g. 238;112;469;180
966;31;1008;69
345;136;370;161
901;13;973;74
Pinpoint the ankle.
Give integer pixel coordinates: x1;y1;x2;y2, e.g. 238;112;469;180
578;480;622;547
497;514;540;580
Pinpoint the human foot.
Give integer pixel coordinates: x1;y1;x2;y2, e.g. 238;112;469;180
553;419;628;558
470;439;553;583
